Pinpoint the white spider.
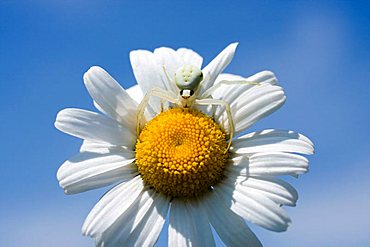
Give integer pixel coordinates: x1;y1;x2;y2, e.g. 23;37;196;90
136;64;258;152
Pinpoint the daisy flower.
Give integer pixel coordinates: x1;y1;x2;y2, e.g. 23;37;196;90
55;43;313;246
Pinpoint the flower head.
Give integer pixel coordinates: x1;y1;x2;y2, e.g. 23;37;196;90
136;107;228;198
55;43;313;246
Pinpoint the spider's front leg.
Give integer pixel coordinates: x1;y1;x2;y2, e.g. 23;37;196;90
137;87;180;136
201;79;260;98
194;98;235;153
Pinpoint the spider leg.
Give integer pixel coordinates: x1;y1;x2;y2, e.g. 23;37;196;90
137;87;180;136
194;98;234;153
162;65;173;84
201;79;260;98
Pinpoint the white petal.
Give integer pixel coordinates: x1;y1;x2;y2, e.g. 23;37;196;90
223;172;298;206
55;108;136;147
202;192;262;247
177;48;203;68
217;83;286;136
169;199;215;247
57;151;137;194
215;181;291;232
83;66;138;132
154;47;185;90
95;190;169;247
124;84;155;121
230;152;309;177
82;176;144;236
125;193;170;247
80;140;130;154
233;129;314;155
130;50;177;113
126;84;144;104
207;71;279;130
212;71;278;104
187;199;215;247
96;190;153;246
93;100;108;116
169;200;191;247
246;70;278;85
199;43;238;95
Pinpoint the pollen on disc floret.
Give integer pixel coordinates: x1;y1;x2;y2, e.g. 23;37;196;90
135;108;228;198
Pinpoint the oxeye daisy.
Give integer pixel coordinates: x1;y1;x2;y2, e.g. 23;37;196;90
55;43;314;246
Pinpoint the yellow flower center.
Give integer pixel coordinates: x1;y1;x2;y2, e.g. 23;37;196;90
135;108;228;198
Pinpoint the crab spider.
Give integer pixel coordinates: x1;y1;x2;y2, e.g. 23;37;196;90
136;64;258;152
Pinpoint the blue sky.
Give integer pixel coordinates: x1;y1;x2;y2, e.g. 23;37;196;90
1;1;369;246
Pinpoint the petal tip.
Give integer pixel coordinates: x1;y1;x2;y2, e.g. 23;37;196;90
84;66;104;79
56;164;64;181
54;110;66;131
88;65;102;71
81;223;90;236
230;42;239;48
63;188;73;195
226;42;239;54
